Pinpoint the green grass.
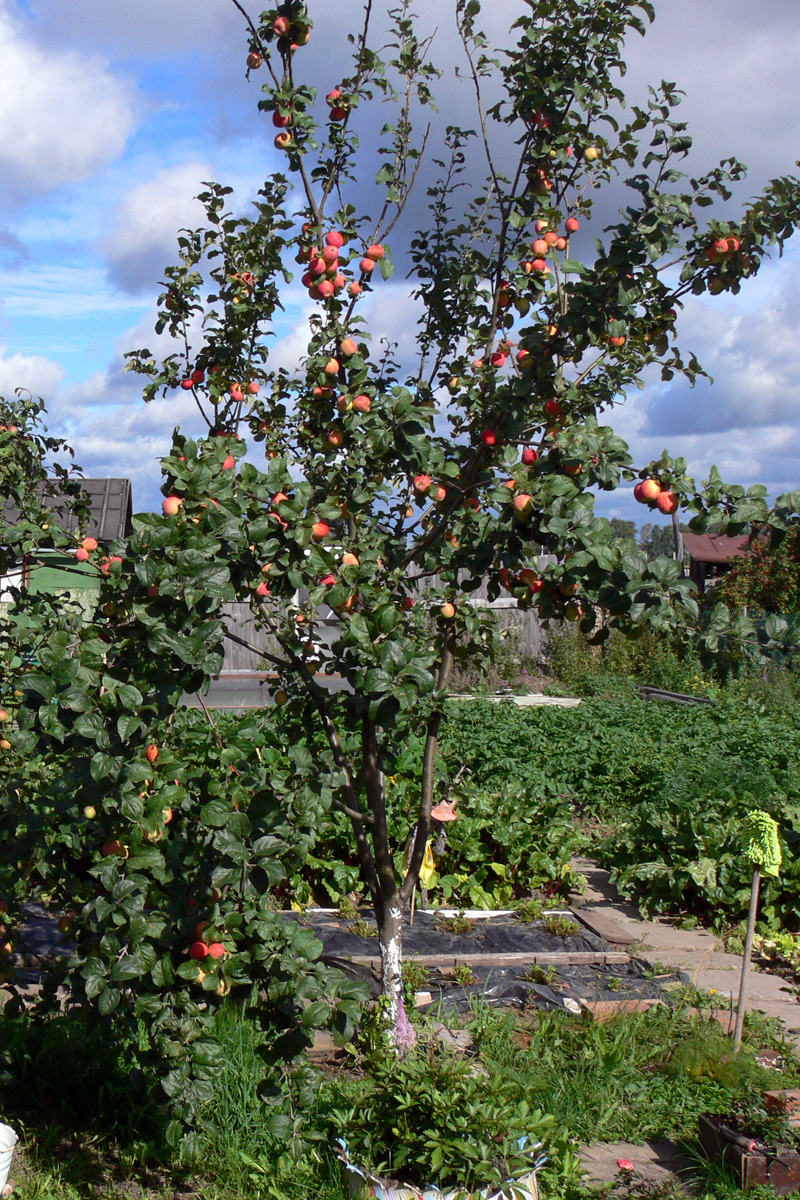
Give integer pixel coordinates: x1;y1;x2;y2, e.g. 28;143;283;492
3;998;798;1200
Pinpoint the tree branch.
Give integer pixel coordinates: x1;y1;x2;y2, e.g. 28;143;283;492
399;634;455;902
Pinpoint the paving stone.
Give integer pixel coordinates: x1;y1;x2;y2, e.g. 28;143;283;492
579;1139;694;1188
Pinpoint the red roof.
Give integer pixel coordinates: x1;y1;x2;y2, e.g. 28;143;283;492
681;532;752;565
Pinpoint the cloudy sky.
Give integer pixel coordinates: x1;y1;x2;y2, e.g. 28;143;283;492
0;0;798;526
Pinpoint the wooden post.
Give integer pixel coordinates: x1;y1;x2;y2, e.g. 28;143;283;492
671;511;684;571
734;867;762;1053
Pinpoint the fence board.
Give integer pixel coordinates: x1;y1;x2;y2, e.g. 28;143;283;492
218;564;552;674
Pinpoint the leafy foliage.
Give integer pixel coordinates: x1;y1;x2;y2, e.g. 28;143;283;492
716;528;800;615
336;1028;557;1192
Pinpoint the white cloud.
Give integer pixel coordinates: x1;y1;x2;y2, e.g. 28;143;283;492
0;7;136;196
0;265;151;319
0;345;64;397
101;161;215;293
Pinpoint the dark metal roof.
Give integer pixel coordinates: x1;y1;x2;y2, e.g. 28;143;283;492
3;478;133;542
682;531;751;565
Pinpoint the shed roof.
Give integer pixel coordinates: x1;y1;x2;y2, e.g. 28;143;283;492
681;531;751;565
3;478;133;542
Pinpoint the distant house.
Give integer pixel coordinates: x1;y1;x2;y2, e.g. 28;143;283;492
1;478;132;603
681;531;751;594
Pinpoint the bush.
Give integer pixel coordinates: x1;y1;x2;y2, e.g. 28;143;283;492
336;1029;557;1192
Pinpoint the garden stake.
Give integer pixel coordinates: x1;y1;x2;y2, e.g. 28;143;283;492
734;810;782;1052
733;865;761;1054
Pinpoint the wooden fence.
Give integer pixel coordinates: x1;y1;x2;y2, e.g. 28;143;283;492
218;561;553;674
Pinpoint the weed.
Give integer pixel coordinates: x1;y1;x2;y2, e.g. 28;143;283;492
542;915;580;938
452;963;477;986
642;961;674;980
434;910;476;935
606;975;624;992
402;961;430;992
337;896;359;919
515;897;544;923
524;964;558;985
349;918;377;938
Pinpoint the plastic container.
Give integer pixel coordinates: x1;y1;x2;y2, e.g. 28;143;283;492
338;1138;542;1200
0;1123;17;1192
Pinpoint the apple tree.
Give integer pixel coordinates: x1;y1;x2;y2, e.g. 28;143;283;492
3;0;800;1119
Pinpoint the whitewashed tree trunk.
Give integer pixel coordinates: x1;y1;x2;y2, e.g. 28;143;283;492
378;897;404;1027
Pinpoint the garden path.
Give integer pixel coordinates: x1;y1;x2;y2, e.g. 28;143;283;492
574;855;800;1043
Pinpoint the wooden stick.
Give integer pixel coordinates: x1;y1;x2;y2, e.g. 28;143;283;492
734;866;761;1053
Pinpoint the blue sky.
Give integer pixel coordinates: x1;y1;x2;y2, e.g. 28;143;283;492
0;0;799;526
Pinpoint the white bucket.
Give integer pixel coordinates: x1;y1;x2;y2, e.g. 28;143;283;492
0;1123;17;1192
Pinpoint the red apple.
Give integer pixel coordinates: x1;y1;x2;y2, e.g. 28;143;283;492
513;494;533;519
656;490;678;514
272;110;290;128
256;582;270;597
247;51;262;69
163;496;182;516
353;394;371;412
413;474;431;494
312;521;330;541
440;602;456;619
340;337;358;356
365;244;385;260
481;430;497;447
207;942;227;960
181;378;194;390
76;547;90;562
521;447;538;465
146;744;159;765
274;131;292;150
490;351;507;368
317;280;335;298
348;281;362;297
565;217;580;234
102;840;127;858
531;238;549;256
222;455;235;470
639;479;662;502
321;573;336;586
273;15;291;36
325;230;345;248
248;380;260;394
324;358;340;375
360;257;376;273
189;940;210;960
544;398;563;418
